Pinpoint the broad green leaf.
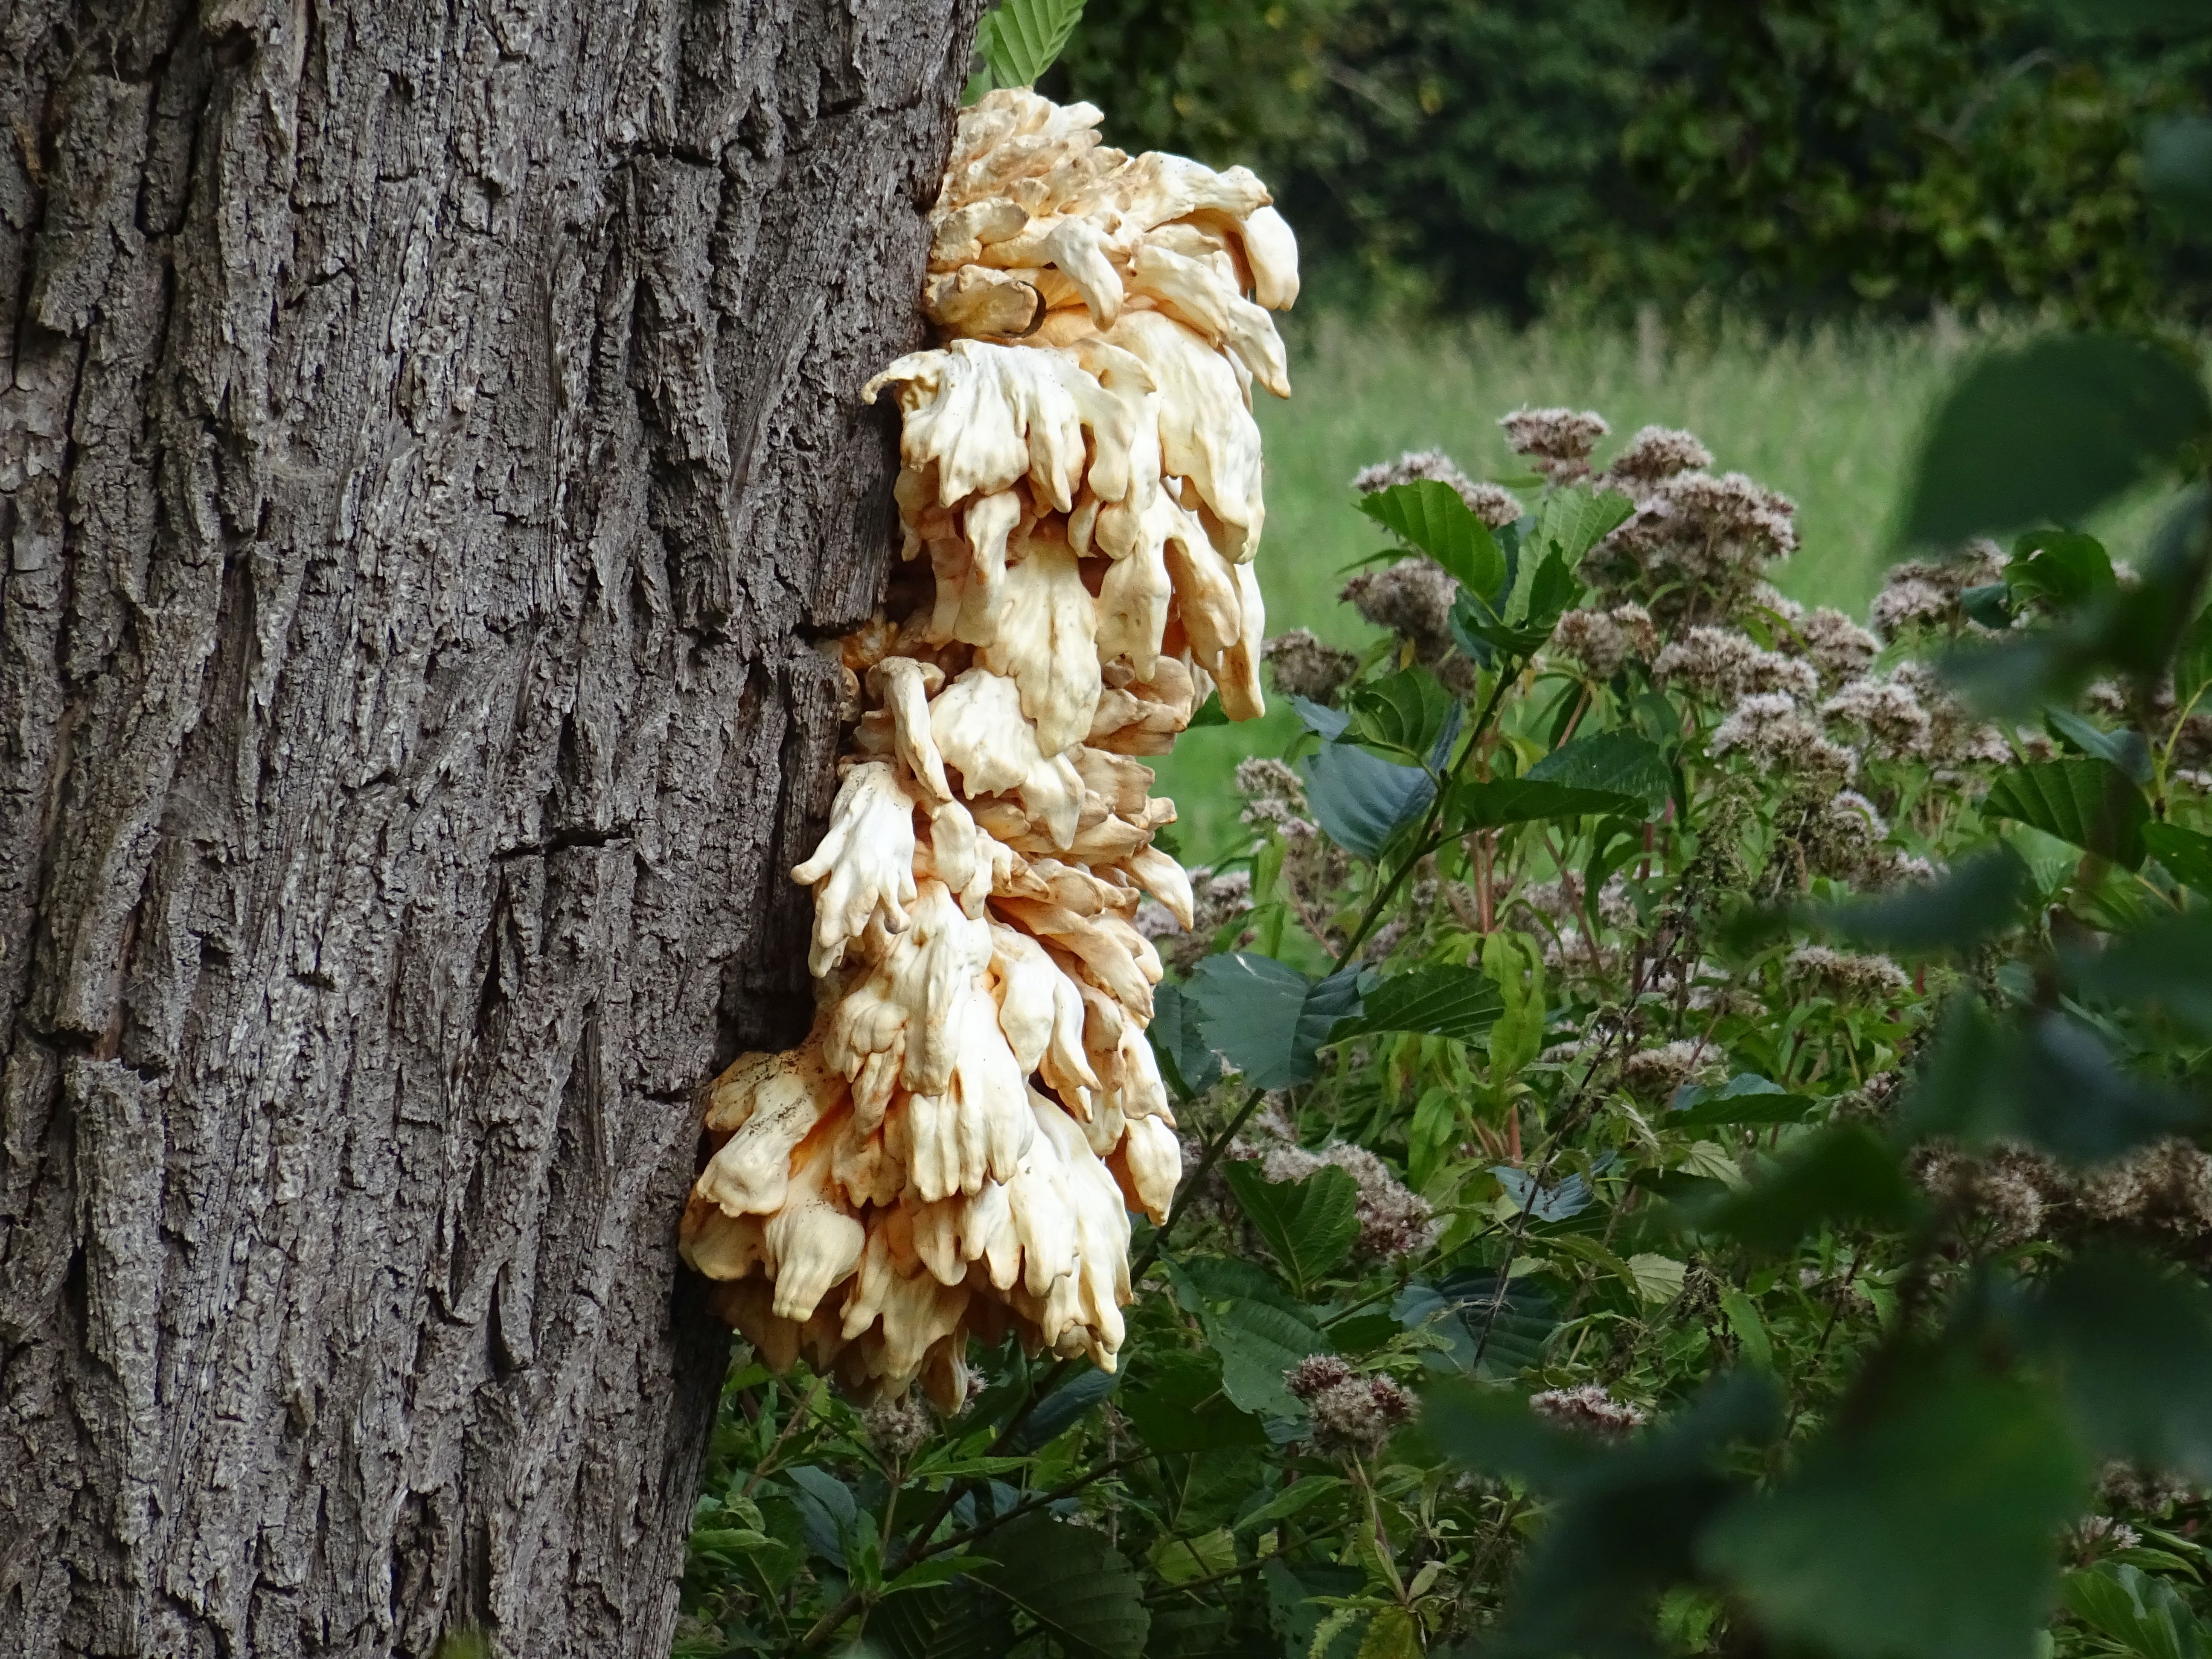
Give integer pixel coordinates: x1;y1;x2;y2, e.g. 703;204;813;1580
1983;757;2149;867
2146;823;2212;901
880;1555;996;1597
1120;1350;1266;1455
1533;485;1635;564
1904;995;2205;1164
2045;706;2151;784
1701;1126;1923;1253
2023;1251;2212;1484
783;1465;862;1570
1328;964;1503;1045
1232;1475;1345;1536
1167;1254;1330;1417
1148;982;1223;1100
1670;1074;1816;1129
1185;688;1228;728
973;0;1086;90
1627;1252;1687;1304
1359;480;1505;597
2069;911;2212;1033
1184;954;1363;1090
2064;1565;2208;1659
1547;1231;1644;1298
2147;116;2212;238
2176;605;2212;716
1148;1527;1237;1586
1447;774;1638;831
1493;1163;1597;1222
1344;665;1458;765
1011;1365;1117;1452
1702;1375;2090;1659
971;1512;1150;1659
1302;741;1435;860
1900;334;2212;547
1222;1161;1361;1295
1719;1288;1774;1371
1525;728;1670;818
1404;1272;1558;1378
1354;1607;1422;1659
1824;847;2031;954
2006;530;2117;611
1677;1141;1748;1190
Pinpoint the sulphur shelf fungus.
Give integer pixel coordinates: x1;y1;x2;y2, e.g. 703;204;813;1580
679;89;1297;1409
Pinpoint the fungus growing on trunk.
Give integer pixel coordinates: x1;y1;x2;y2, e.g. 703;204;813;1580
680;90;1298;1408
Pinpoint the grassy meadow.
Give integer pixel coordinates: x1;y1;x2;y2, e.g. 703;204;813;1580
1153;311;2166;861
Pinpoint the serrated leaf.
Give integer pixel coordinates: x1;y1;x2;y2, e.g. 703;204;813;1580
1222;1161;1360;1295
1343;665;1458;765
1185;954;1363;1090
1901;334;2212;547
1991;761;2141;871
1670;1074;1816;1129
1011;1366;1117;1452
881;1554;996;1597
1627;1252;1688;1304
1354;1607;1421;1659
1702;1375;2090;1659
1148;982;1222;1101
1302;742;1435;861
971;1512;1150;1659
1534;485;1635;564
1719;1288;1774;1370
1233;1475;1346;1536
783;1466;861;1570
1359;481;1505;597
1494;1163;1596;1222
974;0;1086;89
2046;706;2151;785
1328;964;1503;1045
1167;1254;1330;1417
1416;1271;1558;1377
2064;1565;2209;1659
1526;728;1671;818
2007;529;2117;611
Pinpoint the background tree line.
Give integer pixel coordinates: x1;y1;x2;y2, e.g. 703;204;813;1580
1047;0;2212;323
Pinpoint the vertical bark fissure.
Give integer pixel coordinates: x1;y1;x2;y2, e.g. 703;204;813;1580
0;1;981;1653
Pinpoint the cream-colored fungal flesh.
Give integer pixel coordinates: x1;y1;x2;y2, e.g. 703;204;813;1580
679;90;1297;1409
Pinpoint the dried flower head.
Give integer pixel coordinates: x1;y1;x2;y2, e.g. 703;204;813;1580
1790;607;1882;682
1655;627;1820;703
1350;449;1524;529
1787;945;1910;1000
1342;558;1459;661
1298;1368;1419;1458
1264;629;1359;704
1621;1039;1723;1101
1550;603;1662;680
1711;693;1858;782
1595;470;1798;622
1501;407;1610;481
862;1391;938;1461
1531;1383;1647;1438
1602;425;1712;486
1821;677;1933;758
2079;1138;2212;1239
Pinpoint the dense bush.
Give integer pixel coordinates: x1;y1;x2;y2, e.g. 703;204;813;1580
1045;0;2209;320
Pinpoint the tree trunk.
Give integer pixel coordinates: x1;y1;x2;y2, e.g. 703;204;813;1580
0;1;976;1653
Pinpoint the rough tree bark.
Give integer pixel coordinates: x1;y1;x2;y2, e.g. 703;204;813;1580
0;0;979;1653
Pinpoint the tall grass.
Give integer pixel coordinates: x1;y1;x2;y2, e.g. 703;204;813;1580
1155;310;1968;860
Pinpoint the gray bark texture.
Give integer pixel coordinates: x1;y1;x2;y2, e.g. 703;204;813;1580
0;0;979;1652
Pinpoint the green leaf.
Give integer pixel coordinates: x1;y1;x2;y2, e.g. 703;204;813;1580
1904;995;2206;1164
2046;706;2151;785
1184;954;1363;1090
1984;757;2149;867
880;1555;996;1597
2146;823;2212;901
2069;911;2212;1033
1824;847;2032;955
2064;1565;2209;1659
2175;605;2212;716
1148;982;1222;1101
1301;741;1435;861
1525;728;1671;818
1343;665;1458;765
1719;1288;1774;1371
1900;334;2212;547
1010;1366;1118;1452
973;0;1086;90
1232;1475;1346;1536
1328;964;1503;1045
1166;1254;1330;1418
1669;1074;1816;1129
1185;689;1228;729
1354;1607;1422;1659
1120;1350;1266;1455
2022;1251;2212;1485
783;1465;862;1570
2007;530;2118;611
1447;774;1639;831
1222;1161;1361;1295
1359;481;1505;597
2147;116;2212;239
971;1512;1150;1659
1701;1126;1923;1254
1533;485;1635;564
1627;1252;1687;1304
1704;1374;2090;1659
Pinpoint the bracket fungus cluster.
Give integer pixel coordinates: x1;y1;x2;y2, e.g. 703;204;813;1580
679;90;1298;1408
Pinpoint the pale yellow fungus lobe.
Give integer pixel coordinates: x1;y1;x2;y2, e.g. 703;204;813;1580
681;90;1297;1408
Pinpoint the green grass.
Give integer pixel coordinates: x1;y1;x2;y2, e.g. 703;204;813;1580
1155;309;1966;862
